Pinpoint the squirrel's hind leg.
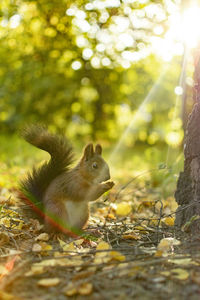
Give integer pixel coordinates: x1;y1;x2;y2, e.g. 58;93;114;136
43;198;70;234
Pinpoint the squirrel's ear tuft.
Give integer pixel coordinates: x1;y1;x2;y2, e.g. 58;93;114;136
83;143;94;160
95;144;102;155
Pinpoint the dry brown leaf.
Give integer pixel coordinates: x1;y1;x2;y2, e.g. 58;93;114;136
0;232;10;246
72;270;95;281
38;278;60;287
122;233;141;240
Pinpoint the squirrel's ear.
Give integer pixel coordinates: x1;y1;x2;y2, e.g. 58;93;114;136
95;144;102;155
83;143;94;160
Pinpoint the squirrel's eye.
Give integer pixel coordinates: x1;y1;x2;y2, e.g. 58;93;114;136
92;162;98;169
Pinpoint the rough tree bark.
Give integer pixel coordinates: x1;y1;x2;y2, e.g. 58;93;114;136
175;54;200;232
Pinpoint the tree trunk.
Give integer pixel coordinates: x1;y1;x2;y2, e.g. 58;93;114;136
175;54;200;233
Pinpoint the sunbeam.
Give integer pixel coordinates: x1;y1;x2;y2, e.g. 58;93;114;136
165;47;188;166
109;64;170;163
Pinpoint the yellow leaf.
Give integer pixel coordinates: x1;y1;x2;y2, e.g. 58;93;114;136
62;242;76;252
161;271;171;277
157;238;180;253
0;217;10;228
63;282;77;296
35;233;49;241
107;213;116;220
25;265;45;276
134;225;147;231
94;256;110;264
93;241;111;264
38;278;60;287
34;259;58;267
0;291;21;300
122;233;141;240
163;217;175;226
169;258;197;265
74;239;84;246
96;241;111;251
110;251;125;262
39;242;52;252
155;250;164;257
58;238;66;247
78;282;93;295
32;243;42;252
171;268;189;280
116;202;132;216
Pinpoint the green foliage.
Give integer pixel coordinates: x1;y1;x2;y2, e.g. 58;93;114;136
0;0;183;147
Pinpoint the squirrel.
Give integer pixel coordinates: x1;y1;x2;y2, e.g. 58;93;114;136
19;125;114;236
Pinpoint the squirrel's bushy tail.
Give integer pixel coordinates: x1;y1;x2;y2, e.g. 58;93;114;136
20;125;74;202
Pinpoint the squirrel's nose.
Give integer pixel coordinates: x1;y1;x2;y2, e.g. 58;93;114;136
105;173;110;181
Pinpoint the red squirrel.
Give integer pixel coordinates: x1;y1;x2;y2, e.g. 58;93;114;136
19;125;114;235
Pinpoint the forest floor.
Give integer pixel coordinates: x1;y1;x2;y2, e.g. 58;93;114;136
0;137;199;300
0;176;200;300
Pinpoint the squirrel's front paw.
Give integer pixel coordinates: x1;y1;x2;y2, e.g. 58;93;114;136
104;181;115;190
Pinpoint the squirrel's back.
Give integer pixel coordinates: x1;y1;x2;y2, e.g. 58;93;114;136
20;125;74;202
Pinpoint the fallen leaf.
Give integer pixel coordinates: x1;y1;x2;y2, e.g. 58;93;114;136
73;239;84;246
110;251;126;262
0;232;9;246
63;282;77;296
116;202;132;216
38;278;60;287
0;291;21;300
78;282;93;295
32;243;42;252
160;271;171;277
156;237;180;256
72;270;95;281
169;258;197;265
122;233;141;240
163;217;175;226
25;265;45;276
0;217;10;228
106;213;116;220
94;241;111;264
35;233;49;241
96;241;111;251
171;268;189;280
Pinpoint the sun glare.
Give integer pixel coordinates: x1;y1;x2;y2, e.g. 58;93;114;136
168;5;200;49
181;6;200;48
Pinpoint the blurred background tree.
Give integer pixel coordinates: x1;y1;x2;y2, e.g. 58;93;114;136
0;0;191;151
2;0;199;197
